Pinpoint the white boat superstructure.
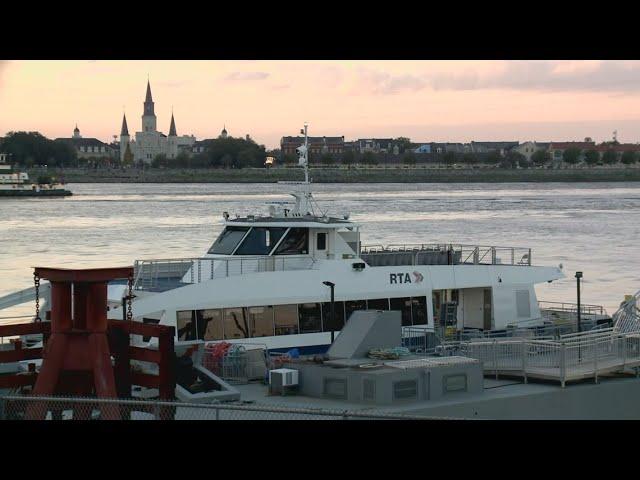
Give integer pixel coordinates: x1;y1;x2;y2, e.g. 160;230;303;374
0;153;71;196
100;123;564;353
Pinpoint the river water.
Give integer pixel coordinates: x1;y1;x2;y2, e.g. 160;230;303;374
1;182;639;322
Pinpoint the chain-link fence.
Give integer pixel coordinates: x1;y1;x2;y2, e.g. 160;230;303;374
0;395;450;420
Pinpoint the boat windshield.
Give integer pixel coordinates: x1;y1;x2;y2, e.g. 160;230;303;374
208;227;249;254
235;227;287;255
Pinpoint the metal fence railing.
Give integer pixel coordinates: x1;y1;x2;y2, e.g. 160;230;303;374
133;256;316;291
0;395;451;421
361;243;532;266
460;331;640;387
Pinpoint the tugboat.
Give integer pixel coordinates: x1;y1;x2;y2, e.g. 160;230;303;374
0;153;72;197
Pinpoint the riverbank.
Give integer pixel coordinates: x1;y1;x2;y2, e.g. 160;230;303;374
32;166;640;183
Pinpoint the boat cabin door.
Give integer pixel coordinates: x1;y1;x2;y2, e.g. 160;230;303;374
313;230;330;259
483;288;493;330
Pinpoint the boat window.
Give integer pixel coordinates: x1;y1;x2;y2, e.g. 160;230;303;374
393;380;418;400
299;303;322;333
274;304;299;336
235;227;287;256
390;297;413;326
321;301;346;332
345;300;367;322
223;307;250;339
177;310;197;341
443;374;467;393
367;298;389;310
316;232;327;251
323;378;347;400
197;309;223;341
273;228;309;255
248;306;274;337
208;227;249;255
411;296;428;325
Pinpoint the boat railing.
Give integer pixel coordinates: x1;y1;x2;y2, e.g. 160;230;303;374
133;256;317;291
538;301;607;318
360;243;532;266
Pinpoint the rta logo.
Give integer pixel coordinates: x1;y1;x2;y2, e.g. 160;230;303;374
390;271;423;284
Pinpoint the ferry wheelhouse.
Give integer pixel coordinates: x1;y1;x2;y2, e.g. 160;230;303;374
105;124;564;353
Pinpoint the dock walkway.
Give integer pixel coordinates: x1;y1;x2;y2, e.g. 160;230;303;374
460;330;640;387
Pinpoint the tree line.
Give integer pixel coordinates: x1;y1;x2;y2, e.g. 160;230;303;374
0;131;77;167
282;147;640;168
151;137;267;169
0;131;267;169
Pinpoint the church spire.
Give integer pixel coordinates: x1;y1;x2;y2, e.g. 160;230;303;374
169;112;177;136
145;80;153;103
121;113;129;136
143;80;155;117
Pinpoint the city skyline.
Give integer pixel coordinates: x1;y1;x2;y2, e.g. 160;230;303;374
2;60;640;149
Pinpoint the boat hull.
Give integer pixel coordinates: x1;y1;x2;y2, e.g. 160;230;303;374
0;189;72;197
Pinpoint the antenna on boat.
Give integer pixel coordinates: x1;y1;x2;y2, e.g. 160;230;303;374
297;122;310;185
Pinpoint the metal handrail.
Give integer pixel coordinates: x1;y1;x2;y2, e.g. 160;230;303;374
134;256;317;290
460;328;640;387
360;243;532;266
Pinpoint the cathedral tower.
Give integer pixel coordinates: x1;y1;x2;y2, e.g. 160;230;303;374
142;80;157;132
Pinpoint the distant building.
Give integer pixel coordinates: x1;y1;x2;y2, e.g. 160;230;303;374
592;143;640;161
357;138;399;155
119;81;196;164
470;141;519;155
413;144;431;154
55;125;116;160
513;141;550;161
280;136;344;156
430;143;466;154
548;140;596;164
343;141;358;152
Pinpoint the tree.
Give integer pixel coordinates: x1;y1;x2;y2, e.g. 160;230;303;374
531;149;551;167
320;153;334;165
341;150;355;165
621;151;637;165
443;151;456;167
485;150;502;165
122;143;134;167
402;152;416;165
152;154;168;168
584;150;600;167
462;153;478;165
361;151;377;165
602;150;618;165
495;151;524;169
200;136;266;169
562;148;582;165
169;151;191;168
394;137;412;154
1;131;77;167
282;153;297;165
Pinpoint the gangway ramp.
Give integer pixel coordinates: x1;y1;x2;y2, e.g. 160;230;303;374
461;330;640;387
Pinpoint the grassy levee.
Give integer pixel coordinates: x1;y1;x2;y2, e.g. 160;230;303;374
31;166;640;183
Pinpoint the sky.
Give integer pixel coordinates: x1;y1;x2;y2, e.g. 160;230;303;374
2;60;640;149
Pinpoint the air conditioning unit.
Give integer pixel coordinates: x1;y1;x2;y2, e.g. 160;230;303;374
269;368;299;395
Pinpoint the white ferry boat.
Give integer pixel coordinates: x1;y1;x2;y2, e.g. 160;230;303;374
105;124;565;353
0;154;72;197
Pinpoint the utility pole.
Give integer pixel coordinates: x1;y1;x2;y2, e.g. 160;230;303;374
575;271;583;332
